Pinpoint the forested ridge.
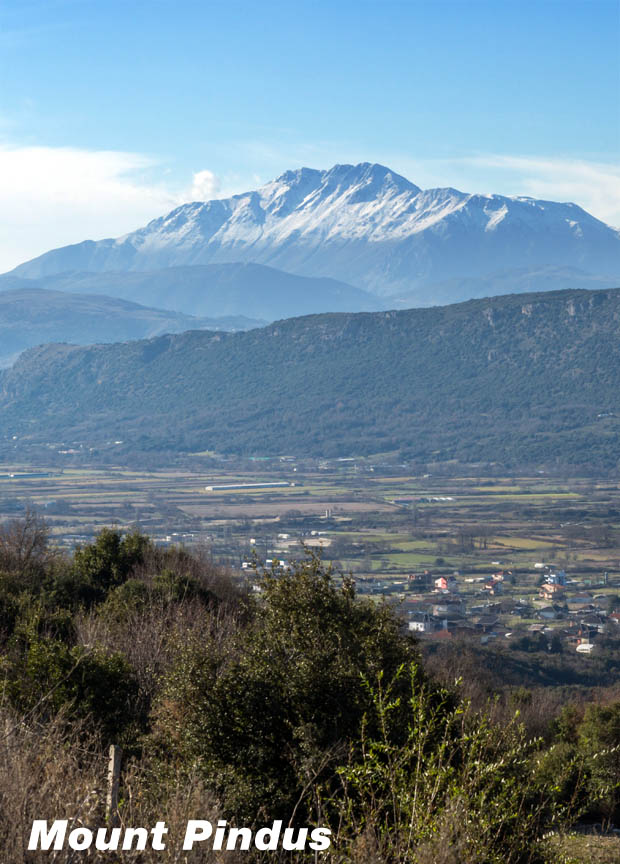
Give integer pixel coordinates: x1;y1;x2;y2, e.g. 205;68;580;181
3;287;620;469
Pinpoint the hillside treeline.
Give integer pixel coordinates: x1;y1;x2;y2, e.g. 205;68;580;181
4;287;620;472
0;514;619;862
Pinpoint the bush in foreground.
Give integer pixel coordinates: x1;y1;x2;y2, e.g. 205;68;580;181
0;518;611;862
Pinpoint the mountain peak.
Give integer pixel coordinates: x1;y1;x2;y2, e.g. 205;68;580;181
330;161;419;188
274;166;323;186
9;162;620;299
274;162;419;196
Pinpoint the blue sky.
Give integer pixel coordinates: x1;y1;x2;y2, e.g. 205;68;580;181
0;0;618;269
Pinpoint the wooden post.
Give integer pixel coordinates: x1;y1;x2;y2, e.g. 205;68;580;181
106;744;122;825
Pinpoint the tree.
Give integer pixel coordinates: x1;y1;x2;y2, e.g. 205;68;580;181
72;528;150;600
153;554;419;819
0;509;52;585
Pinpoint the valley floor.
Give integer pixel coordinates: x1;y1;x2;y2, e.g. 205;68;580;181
2;456;620;671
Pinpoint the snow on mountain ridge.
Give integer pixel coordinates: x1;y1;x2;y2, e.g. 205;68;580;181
10;162;620;297
76;163;614;253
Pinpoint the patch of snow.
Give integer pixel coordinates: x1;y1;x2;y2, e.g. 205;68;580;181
484;203;508;232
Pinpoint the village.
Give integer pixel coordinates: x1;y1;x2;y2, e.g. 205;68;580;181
245;543;619;656
392;565;617;653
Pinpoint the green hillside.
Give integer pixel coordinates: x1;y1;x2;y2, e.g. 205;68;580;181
2;287;620;469
0;284;262;367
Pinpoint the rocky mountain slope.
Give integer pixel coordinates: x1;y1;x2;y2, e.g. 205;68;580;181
10;163;620;301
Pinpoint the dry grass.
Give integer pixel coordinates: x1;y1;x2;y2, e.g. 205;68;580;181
0;708;106;863
547;832;620;863
0;709;245;863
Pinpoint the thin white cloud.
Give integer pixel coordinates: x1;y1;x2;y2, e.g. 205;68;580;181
389;153;620;228
0;145;181;272
459;154;620;227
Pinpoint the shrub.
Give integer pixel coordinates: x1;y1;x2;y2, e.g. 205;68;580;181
152;555;418;820
72;529;150;601
1;635;139;743
322;665;578;864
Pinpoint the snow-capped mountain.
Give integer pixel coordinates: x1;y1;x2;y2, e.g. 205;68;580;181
11;163;620;298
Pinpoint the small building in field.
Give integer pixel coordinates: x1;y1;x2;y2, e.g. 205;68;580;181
434;575;458;594
475;614;500;633
566;593;594;608
538;606;563;621
408;612;440;634
539;583;564;601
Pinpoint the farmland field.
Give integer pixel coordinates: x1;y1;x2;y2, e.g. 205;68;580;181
1;458;620;590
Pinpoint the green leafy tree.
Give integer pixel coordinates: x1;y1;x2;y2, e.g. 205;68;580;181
74;529;149;591
577;702;620;822
153;555;419;819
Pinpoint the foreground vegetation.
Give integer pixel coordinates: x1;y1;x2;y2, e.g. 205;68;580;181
0;514;619;862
